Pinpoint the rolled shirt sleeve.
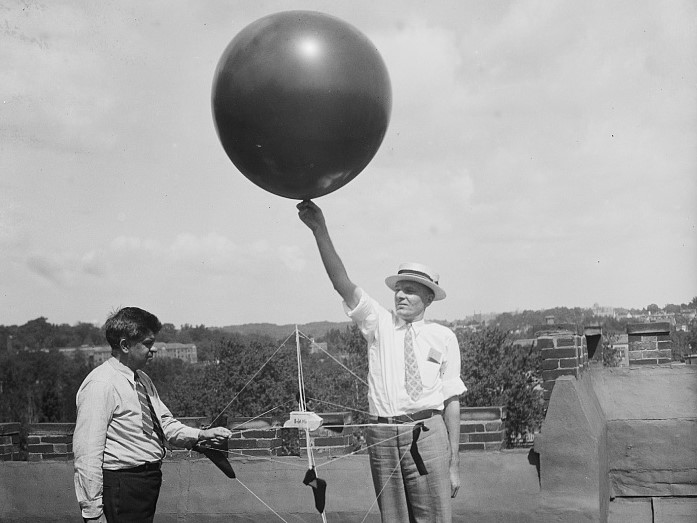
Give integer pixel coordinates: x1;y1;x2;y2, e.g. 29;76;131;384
343;288;379;340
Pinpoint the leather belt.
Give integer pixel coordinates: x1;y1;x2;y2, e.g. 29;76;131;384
113;461;161;473
371;409;442;424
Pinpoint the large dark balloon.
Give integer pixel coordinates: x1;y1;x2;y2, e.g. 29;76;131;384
212;11;392;200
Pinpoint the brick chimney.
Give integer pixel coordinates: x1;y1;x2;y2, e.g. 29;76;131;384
535;323;588;402
626;322;672;365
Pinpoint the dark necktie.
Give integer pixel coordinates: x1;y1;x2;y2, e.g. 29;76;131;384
404;324;423;400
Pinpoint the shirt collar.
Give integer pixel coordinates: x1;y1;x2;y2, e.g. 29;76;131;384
108;356;137;384
395;317;426;334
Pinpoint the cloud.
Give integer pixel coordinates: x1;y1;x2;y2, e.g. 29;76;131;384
80;250;107;277
107;232;306;277
26;255;65;285
25;249;107;286
2;1;695;326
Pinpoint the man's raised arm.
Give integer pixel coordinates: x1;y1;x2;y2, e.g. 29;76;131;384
297;200;360;309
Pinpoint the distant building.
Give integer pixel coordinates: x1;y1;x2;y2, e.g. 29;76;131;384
91;346;112;366
309;341;328;355
532;317;578;338
591;303;615;318
153;342;197;363
51;342;198;366
308;339;348;361
453;322;485;334
55;345;111;366
680;309;696;321
461;312;497;324
613;308;633;320
632;313;676;326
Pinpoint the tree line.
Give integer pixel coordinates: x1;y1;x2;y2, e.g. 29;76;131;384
3;297;695;353
0;323;547;450
0;318;227;362
2;297;696;454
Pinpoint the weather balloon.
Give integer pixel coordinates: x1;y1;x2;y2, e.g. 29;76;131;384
211;10;392;199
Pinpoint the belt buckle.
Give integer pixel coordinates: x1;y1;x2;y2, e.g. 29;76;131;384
410;410;432;422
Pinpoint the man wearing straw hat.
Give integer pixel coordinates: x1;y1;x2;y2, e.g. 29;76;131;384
298;200;466;523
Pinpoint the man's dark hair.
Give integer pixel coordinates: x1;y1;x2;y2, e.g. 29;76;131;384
104;307;163;351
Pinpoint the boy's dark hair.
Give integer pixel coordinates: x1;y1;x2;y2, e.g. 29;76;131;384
104;307;163;351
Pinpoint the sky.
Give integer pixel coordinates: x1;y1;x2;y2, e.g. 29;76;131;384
2;0;696;328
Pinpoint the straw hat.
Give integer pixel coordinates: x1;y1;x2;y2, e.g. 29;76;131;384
384;262;446;301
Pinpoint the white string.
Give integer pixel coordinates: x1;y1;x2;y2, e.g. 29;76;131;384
314;428;411;470
210;326;420;521
296;326;307;412
229;401;295;432
298;326;420;523
212;424;415;471
224;449;307;469
298;330;368;387
359;443;412;523
306;396;372;419
297;327;329;522
234;478;289;522
210;331;296;426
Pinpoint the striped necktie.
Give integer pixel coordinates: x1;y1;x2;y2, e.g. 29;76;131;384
134;373;165;444
404;324;423;401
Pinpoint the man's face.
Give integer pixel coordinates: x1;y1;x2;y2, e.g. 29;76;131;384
393;280;434;322
123;330;157;371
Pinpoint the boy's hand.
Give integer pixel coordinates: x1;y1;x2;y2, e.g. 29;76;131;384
199;427;232;445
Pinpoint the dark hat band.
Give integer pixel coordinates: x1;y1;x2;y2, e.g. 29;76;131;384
397;269;438;285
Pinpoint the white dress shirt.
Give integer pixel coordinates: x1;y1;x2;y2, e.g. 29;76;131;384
73;357;200;519
344;288;467;417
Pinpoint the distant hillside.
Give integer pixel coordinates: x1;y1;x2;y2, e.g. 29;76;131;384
219;321;352;341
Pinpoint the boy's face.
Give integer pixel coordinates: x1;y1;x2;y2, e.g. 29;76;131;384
121;330;157;371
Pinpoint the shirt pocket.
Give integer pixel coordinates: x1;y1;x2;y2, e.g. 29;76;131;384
420;347;443;388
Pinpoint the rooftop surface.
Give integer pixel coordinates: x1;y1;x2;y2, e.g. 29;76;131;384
1;449;604;522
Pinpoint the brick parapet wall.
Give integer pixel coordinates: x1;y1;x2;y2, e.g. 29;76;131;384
174;413;358;459
20;413;357;463
227;427;293;457
0;422;21;461
27;423;75;461
626;322;672;365
22;407;501;462
538;333;588;401
459;406;506;451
